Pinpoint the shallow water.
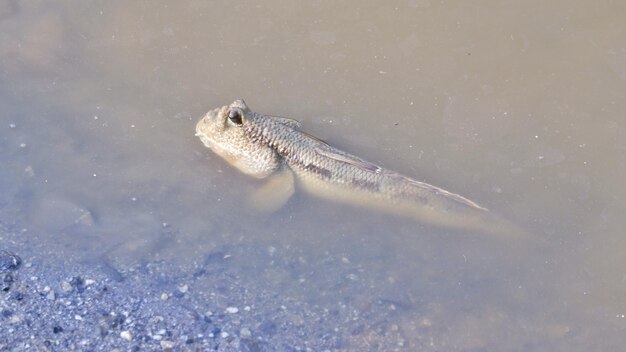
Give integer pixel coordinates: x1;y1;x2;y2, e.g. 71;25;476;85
1;0;625;350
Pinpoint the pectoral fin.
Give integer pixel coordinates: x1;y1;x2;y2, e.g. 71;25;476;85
247;167;295;213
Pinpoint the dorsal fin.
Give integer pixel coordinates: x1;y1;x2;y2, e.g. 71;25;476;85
267;115;302;129
315;147;382;173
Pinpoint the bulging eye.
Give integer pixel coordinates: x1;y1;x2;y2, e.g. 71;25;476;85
228;109;243;125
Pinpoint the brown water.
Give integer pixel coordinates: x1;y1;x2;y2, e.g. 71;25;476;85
1;1;625;350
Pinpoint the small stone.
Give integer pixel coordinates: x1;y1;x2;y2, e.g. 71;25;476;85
75;315;83;321
160;340;175;349
70;276;85;291
9;291;23;301
61;281;73;292
240;327;251;339
24;166;35;177
9;315;21;324
46;290;55;300
0;250;21;272
120;330;132;341
160;293;169;301
220;332;229;338
178;284;188;293
0;275;13;292
75;210;95;226
84;279;96;286
204;310;213;317
225;307;238;314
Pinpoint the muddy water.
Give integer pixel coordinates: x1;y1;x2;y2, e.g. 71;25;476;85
1;0;625;350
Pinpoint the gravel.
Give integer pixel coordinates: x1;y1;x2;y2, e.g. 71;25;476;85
0;239;409;351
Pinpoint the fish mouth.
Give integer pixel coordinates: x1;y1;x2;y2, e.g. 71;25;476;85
194;118;207;137
194;106;222;137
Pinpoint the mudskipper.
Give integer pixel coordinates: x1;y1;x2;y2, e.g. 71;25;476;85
196;99;528;239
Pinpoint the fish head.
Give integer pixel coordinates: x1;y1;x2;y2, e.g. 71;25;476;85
195;99;280;178
196;99;249;140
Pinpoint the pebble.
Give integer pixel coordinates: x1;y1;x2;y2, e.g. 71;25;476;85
61;281;73;292
9;315;22;324
70;276;86;293
240;327;251;339
209;327;221;337
160;293;169;301
225;307;239;314
24;166;35;177
120;330;133;341
160;340;175;349
0;250;21;272
346;273;358;281
178;284;188;293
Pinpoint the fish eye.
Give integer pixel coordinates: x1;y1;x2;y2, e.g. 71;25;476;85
228;109;243;125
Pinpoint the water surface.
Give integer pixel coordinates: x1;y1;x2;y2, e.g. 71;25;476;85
1;1;625;350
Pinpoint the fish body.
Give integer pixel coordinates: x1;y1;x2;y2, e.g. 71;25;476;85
196;99;524;238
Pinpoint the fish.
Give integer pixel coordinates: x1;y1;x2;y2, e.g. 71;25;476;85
196;99;529;239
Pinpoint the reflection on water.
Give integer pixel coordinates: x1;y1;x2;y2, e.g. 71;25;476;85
1;0;625;350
